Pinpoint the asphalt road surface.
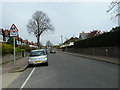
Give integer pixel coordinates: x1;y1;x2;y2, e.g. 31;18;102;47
7;51;118;88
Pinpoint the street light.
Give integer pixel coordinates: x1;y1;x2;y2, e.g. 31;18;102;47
61;35;63;44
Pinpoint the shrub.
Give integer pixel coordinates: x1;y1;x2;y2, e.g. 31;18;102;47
2;43;13;55
2;44;26;55
21;49;26;52
18;45;35;52
31;47;37;50
15;47;21;53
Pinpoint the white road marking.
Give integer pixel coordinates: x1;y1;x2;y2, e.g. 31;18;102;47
19;67;36;90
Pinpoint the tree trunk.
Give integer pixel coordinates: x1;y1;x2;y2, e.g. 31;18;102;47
37;22;40;48
37;36;40;48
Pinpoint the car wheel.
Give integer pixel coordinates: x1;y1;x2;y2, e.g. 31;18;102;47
45;62;48;66
28;64;31;67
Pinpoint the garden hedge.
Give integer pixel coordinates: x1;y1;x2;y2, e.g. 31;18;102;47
2;44;13;55
74;28;120;48
2;44;26;55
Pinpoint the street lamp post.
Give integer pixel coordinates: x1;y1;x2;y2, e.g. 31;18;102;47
61;35;63;44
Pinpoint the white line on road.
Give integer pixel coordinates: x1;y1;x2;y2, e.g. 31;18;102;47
19;67;36;90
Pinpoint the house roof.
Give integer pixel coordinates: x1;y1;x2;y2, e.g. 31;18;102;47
22;40;28;43
4;30;10;37
34;43;39;46
28;41;31;45
15;37;23;41
31;42;34;45
0;28;3;31
79;32;89;39
0;28;3;35
19;37;22;41
15;36;19;40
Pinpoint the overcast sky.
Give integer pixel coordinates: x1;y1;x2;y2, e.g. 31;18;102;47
1;2;118;45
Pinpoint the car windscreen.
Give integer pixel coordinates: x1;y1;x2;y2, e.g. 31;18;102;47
30;51;45;57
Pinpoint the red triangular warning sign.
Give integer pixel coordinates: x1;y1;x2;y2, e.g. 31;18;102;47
10;24;18;32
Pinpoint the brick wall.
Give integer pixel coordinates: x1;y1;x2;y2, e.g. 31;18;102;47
63;46;120;58
2;52;29;64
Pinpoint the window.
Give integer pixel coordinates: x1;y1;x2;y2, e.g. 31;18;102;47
30;51;45;56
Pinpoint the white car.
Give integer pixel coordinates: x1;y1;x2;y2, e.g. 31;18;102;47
28;49;48;66
50;49;56;53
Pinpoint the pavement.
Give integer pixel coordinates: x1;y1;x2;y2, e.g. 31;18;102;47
2;56;28;73
1;56;28;88
63;51;119;64
7;51;118;88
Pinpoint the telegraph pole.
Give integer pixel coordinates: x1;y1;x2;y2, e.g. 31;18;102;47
61;35;63;44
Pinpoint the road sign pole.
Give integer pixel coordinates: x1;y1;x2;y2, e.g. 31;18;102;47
10;24;18;70
13;37;16;70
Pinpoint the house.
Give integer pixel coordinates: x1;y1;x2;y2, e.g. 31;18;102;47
19;37;23;45
29;41;35;48
60;37;78;48
1;28;38;49
0;28;3;43
3;30;10;42
22;39;29;45
15;36;23;45
34;43;39;48
79;31;89;40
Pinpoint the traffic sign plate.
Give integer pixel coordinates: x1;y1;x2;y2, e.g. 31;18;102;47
10;24;18;36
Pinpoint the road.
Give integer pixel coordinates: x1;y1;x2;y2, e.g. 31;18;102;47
7;51;118;88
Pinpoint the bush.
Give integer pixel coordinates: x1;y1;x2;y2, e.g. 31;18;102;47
18;45;36;52
31;47;37;50
2;43;13;55
16;47;21;53
21;49;26;52
2;44;26;55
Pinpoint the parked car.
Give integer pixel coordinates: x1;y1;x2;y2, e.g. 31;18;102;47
28;49;48;66
40;48;48;54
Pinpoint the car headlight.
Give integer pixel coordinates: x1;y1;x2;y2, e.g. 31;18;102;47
28;60;32;61
42;58;47;60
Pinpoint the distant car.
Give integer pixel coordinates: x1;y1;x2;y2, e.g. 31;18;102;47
50;49;56;53
28;49;48;66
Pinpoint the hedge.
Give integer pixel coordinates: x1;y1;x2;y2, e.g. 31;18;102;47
16;47;22;53
18;45;36;52
2;44;13;55
2;44;26;55
74;28;120;48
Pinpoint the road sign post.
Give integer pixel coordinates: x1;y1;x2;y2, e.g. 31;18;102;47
10;24;18;70
13;37;16;69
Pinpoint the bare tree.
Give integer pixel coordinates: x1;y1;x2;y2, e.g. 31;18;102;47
107;0;120;26
27;11;54;48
